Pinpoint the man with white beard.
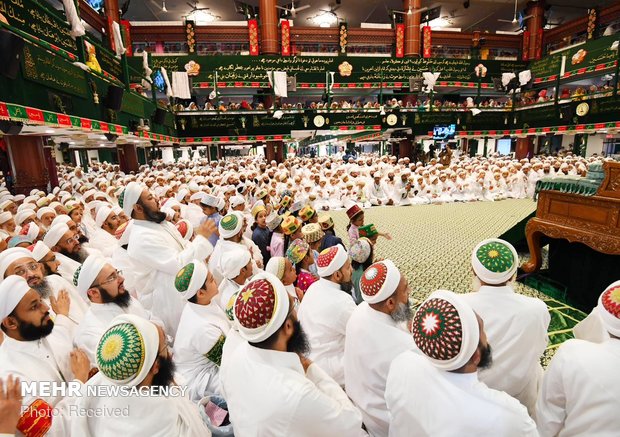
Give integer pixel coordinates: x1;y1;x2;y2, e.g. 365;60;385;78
344;260;416;437
0;247;87;324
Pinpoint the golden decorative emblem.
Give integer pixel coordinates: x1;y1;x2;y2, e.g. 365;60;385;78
338;61;353;77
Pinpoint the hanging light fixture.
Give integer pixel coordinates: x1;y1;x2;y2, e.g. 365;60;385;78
187;9;221;23
162;0;167;12
407;7;412;15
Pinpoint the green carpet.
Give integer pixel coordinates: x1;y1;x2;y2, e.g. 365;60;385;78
327;198;587;364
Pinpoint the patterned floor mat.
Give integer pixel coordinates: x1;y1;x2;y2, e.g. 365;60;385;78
327;198;587;362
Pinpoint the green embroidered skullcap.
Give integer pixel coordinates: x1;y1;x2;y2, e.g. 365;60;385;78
471;238;518;285
218;211;244;239
175;260;208;300
96;314;159;386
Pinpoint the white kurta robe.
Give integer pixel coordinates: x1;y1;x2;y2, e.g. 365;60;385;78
86;227;118;258
127;219;213;336
385;351;538;437
71;373;211;437
208;239;247;286
344;302;416;437
461;285;550;414
73;298;152;367
0;317;79;437
220;341;365;437
174;301;231;401
298;278;357;386
46;273;89;324
536;338;620;437
55;252;81;283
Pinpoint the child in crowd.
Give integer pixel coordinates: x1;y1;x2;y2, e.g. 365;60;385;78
286;238;318;294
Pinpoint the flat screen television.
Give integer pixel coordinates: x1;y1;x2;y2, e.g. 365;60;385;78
86;0;104;12
433;124;456;140
153;70;166;92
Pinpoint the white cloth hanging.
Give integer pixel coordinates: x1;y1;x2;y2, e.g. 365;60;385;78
172;71;192;99
62;0;85;38
267;71;288;98
112;21;126;58
422;71;440;93
502;72;516;87
518;70;532;86
142;51;153;82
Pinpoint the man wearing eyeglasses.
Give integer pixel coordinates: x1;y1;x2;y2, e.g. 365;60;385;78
122;182;217;336
73;255;159;367
0;247;87;325
43;222;91;283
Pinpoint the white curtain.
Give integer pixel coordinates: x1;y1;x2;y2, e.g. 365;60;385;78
267;71;288;98
62;0;85;38
172;72;192;99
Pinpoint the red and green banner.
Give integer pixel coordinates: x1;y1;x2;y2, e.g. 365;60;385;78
248;19;259;56
281;20;291;56
422;26;432;59
395;24;405;58
0;101;129;135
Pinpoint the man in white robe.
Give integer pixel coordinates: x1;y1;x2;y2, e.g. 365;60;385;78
298;244;356;386
536;280;620;437
73;255;156;367
216;246;253;319
174;260;231;401
367;173;392;206
462;239;550;415
208;211;252;286
0;247;87;324
86;205;120;258
71;314;211;437
0;276;91;437
220;272;365;436
123;182;216;336
385;290;538;437
344;260;416;437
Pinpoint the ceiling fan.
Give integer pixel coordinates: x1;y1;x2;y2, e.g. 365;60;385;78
186;0;210;14
318;2;342;16
498;0;532;25
276;1;310;18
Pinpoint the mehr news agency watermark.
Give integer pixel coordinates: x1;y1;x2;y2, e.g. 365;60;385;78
20;381;189;418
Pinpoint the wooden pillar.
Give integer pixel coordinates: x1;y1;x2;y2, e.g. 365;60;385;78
259;0;279;55
404;0;422;57
399;138;413;160
6;136;49;194
266;141;284;163
526;0;545;60
117;143;139;174
43;143;59;189
516;137;533;159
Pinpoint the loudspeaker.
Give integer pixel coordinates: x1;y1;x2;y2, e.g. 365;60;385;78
0;30;24;80
492;78;504;92
287;76;297;92
153;108;166;125
409;78;424;92
104;133;118;142
106;85;124;111
0;121;23;135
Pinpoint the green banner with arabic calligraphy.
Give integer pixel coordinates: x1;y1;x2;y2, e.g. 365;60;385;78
563;34;618;75
0;0;77;55
128;55;526;85
21;42;88;98
85;35;123;81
